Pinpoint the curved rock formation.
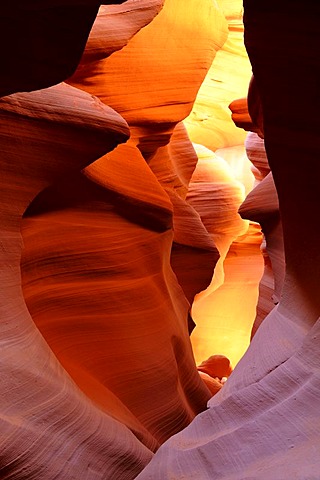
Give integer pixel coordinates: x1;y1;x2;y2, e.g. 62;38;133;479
136;2;320;478
186;145;263;366
179;0;262;369
156;123;220;306
240;171;285;337
71;0;166;78
0;83;155;479
68;0;227;307
20;0;228;455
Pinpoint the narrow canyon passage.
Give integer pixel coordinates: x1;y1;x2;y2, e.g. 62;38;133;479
1;1;319;479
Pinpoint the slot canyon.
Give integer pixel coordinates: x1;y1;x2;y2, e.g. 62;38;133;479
0;1;319;479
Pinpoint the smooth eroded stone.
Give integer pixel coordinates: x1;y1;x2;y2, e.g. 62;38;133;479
0;83;153;479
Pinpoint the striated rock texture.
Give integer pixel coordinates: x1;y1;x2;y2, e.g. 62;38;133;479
19;0;228;460
136;1;320;478
0;84;155;479
1;1;226;477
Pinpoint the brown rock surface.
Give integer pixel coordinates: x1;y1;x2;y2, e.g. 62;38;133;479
4;1;318;478
0;83;154;479
240;171;285;337
68;0;227;309
69;0;228;125
20;0;228;454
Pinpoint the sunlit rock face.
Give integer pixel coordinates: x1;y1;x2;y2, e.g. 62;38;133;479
151;123;220;307
1;2;230;477
184;0;252;152
180;0;263;368
0;84;155;479
4;0;318;478
186;145;263;366
137;2;320;478
20;0;228;456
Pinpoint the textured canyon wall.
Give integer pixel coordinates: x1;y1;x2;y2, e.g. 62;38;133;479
0;1;235;479
239;133;285;337
21;0;229;451
2;1;317;479
0;84;155;479
137;1;320;478
182;0;263;367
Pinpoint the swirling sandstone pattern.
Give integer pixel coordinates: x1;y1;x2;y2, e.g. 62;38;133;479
3;0;318;478
0;84;154;479
232;91;286;338
184;0;252;152
20;0;228;461
136;1;320;478
181;0;263;367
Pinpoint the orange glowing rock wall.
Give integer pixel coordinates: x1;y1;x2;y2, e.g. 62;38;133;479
21;0;229;453
0;1;234;478
3;0;318;479
239;132;285;337
0;83;154;479
182;0;263;367
137;2;320;479
186;145;263;366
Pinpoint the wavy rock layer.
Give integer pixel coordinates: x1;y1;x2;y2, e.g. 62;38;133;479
240;171;285;336
21;171;210;447
136;2;320;478
69;0;227;304
147;123;220;305
20;0;228;456
0;83;155;479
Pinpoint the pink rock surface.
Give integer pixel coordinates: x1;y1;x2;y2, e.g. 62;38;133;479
0;83;154;479
2;1;318;478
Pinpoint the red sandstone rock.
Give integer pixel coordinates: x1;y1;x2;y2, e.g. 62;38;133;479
184;0;252;152
0;83;154;479
240;173;285;300
20;0;229;453
197;354;232;379
137;2;320;478
71;0;165;78
147;123;220;304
